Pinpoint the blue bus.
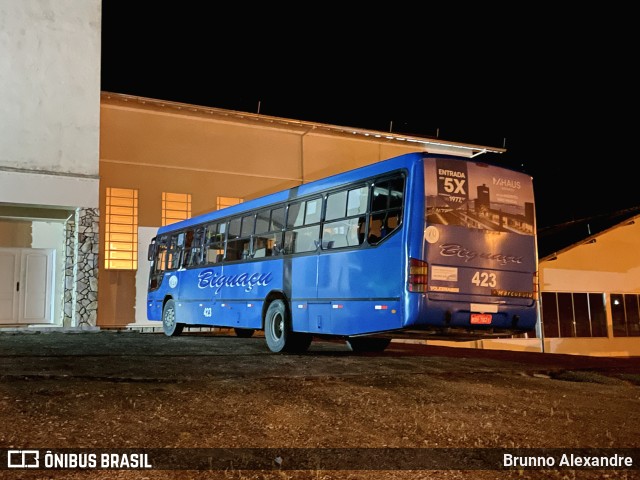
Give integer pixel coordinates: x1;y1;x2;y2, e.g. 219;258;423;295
146;152;538;353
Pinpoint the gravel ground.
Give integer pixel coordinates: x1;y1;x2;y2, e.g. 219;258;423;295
1;330;639;480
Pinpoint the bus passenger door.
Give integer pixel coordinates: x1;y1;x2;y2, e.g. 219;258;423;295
289;252;319;333
284;198;322;333
177;266;217;325
178;228;218;325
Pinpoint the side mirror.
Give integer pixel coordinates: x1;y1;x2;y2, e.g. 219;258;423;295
147;239;157;262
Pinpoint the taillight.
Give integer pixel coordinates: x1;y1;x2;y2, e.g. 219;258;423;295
408;258;428;292
532;271;539;301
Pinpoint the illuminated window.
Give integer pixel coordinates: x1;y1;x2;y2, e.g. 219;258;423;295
217;196;243;210
105;187;138;270
162;192;192;226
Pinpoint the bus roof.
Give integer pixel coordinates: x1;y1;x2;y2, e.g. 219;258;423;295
156;152;479;234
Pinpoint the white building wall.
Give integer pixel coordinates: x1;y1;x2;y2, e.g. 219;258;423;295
0;0;100;206
0;170;99;208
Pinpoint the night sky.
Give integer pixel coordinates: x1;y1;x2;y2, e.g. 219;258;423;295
100;5;636;230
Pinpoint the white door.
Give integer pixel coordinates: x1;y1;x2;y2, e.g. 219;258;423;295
0;249;19;322
0;248;55;324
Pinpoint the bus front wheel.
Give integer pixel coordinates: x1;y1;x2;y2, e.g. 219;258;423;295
162;299;184;337
264;299;311;353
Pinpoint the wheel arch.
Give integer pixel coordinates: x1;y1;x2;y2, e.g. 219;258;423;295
261;290;289;330
163;294;174;309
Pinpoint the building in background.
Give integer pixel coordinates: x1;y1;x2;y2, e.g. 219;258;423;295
537;210;640;355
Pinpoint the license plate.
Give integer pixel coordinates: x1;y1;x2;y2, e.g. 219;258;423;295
470;313;492;325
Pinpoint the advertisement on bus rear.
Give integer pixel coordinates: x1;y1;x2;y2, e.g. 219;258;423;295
423;157;537;298
425;157;535;236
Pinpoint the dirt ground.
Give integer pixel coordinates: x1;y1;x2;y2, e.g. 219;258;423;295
0;330;639;480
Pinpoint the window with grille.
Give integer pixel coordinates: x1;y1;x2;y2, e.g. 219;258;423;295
217;196;243;210
162;192;192;226
105;187;138;270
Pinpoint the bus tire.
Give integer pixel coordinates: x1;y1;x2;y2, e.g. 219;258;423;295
264;299;312;353
234;328;255;338
347;337;391;353
162;299;183;337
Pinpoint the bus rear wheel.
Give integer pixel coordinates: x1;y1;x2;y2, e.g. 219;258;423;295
264;299;312;353
347;337;391;353
162;299;184;337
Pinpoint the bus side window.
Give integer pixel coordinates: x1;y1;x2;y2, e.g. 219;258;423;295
185;227;204;267
301;226;321;252
253;237;269;258
368;215;384;244
225;214;253;261
386;212;401;231
226;241;242;261
167;234;182;270
322;217;363;249
226;217;242;261
181;229;194;268
261;232;283;256
368;174;404;245
254;208;282;257
204;223;224;264
351;217;365;246
155;246;167;272
284;198;321;254
149;236;168;290
368;211;402;244
269;207;285;255
322;186;367;250
285;226;319;254
358;217;366;244
206;246;223;263
287;202;304;228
